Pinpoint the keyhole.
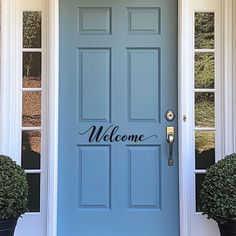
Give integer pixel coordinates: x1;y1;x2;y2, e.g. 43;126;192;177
168;113;173;120
165;110;175;122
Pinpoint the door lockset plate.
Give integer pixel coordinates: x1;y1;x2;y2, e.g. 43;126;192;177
166;126;174;137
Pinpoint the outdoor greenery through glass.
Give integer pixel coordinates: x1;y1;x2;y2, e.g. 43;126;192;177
195;53;214;89
23;52;41;88
22;91;41;127
195;131;215;169
194;12;215;212
22;11;42;212
196;174;205;212
195;12;214;49
21;130;41;170
23;11;42;48
26;174;40;212
195;92;215;128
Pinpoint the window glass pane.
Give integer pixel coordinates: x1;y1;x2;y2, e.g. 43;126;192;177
195;12;214;49
195;174;206;212
195;52;214;89
23;11;42;48
23;52;41;88
195;93;215;128
21;131;41;170
195;131;215;169
27;173;40;212
22;91;41;127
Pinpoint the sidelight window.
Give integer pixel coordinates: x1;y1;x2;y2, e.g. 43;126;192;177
21;11;42;212
194;12;216;212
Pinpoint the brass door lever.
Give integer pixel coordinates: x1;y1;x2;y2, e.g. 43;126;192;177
166;127;175;166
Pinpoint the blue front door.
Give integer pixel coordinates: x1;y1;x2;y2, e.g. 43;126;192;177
58;0;179;235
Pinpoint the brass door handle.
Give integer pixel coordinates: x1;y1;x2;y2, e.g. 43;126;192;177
166;127;175;166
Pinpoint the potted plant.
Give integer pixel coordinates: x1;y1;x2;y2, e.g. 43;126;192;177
199;153;236;236
0;155;28;236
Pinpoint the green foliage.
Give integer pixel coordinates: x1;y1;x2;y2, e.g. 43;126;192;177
195;131;214;153
0;155;28;220
195;93;215;153
199;154;236;224
195;93;214;128
195;12;214;49
23;12;41;77
194;13;215;154
195;53;214;89
23;12;41;48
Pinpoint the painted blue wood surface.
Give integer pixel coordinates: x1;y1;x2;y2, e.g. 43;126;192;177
59;0;179;235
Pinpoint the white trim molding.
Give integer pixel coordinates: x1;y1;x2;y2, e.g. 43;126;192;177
0;0;17;157
223;0;234;155
178;0;193;235
233;0;236;152
47;0;59;235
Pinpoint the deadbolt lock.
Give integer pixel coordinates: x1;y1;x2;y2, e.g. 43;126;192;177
165;110;175;122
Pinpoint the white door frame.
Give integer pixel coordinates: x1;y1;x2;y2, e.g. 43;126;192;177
178;1;192;235
46;0;59;235
1;0;235;236
47;0;191;234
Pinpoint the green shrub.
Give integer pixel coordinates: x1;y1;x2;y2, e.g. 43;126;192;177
0;155;28;220
199;153;236;224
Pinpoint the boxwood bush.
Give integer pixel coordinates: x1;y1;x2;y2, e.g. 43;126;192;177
0;155;28;220
199;153;236;224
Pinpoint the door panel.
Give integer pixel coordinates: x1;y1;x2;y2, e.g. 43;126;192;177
59;0;178;235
